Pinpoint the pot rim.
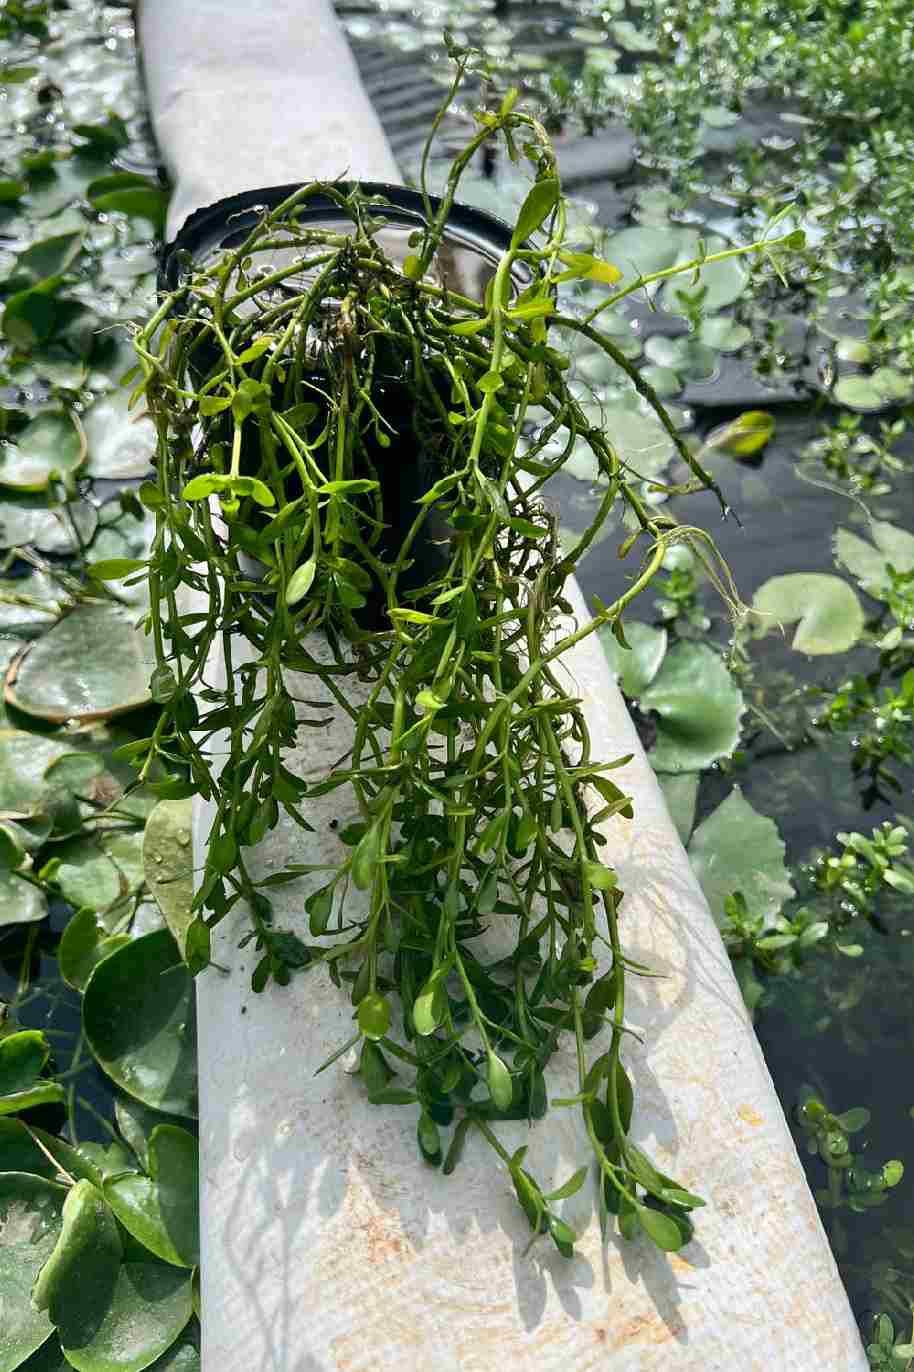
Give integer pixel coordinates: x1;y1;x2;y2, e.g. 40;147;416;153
159;181;528;294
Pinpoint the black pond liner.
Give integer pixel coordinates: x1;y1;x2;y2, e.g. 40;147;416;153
159;183;532;627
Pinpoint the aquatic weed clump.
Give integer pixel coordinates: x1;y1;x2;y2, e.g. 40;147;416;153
128;44;794;1256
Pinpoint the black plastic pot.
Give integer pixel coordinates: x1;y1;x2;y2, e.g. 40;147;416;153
160;183;528;629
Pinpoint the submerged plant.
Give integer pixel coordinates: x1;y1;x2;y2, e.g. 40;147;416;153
123;51;798;1257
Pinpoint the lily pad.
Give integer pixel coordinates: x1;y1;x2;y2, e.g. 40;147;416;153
104;1126;199;1269
688;786;795;928
638;364;681;398
59;908;132;992
5;603;152;722
0;496;97;555
142;802;193;955
599;621;667;697
83;930;198;1117
644;334;718;381
58;1262;193;1372
659;773;700;845
639;641;745;773
0;1172;66;1372
566;401;676;483
114;1098;191;1175
0;866;48;927
32;1181;123;1357
54;829;145;914
0;412;84;492
83;393;155;480
833;519;914;600
0;728;76;815
0;568;63;636
0;1029;49;1096
833;374;887;412
698;316;751;353
89;509;155;607
751;573;864;655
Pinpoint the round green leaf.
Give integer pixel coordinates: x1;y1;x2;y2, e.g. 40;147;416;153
751;573;865;655
113;1098;191;1175
598;621;667;697
0;867;48;928
832;374;886;412
141;802;193;955
639;642;745;773
104;1127;198;1269
32;1182;122;1352
688;786;795;928
698;316;752;353
83;395;155;481
658;773;699;845
565;403;675;483
0;1172;66;1372
833;519;914;600
83;931;198;1117
59;909;132;992
0;1029;48;1096
0;413;84;492
643;334;718;380
58;1262;192;1372
5;604;153;722
54;830;145;915
0;498;98;555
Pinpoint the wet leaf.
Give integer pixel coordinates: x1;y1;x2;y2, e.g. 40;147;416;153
58;1262;192;1372
598;620;667;697
639;642;745;773
512;178;560;246
83;930;198;1117
0;496;98;554
698;316;751;353
104;1126;199;1269
87;174;168;234
659;773;700;845
54;830;144;914
32;1182;122;1354
58;908;132;992
643;334;717;380
833;519;914;600
0;1172;66;1372
83;393;156;480
0;412;84;492
113;1098;188;1176
89;508;155;607
5;603;153;722
142;801;193;956
0;866;48;928
751;573;864;654
566;403;675;483
0;1029;49;1096
689;786;795;928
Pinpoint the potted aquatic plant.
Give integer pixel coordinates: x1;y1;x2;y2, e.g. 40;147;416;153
122;43;799;1257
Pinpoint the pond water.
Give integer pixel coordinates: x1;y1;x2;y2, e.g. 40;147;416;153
1;0;913;1352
